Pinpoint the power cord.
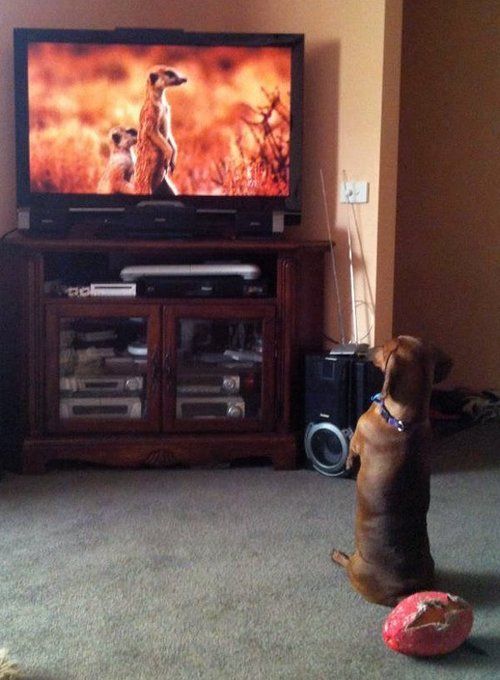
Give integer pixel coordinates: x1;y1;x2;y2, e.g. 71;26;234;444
0;228;18;241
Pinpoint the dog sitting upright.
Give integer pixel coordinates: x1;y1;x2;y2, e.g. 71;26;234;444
332;336;452;606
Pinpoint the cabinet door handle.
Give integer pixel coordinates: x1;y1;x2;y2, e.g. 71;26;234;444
163;352;172;379
151;350;160;389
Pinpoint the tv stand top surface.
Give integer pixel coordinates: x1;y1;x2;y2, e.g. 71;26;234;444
2;230;330;255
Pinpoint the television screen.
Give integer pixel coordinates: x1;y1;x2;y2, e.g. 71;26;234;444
15;29;303;218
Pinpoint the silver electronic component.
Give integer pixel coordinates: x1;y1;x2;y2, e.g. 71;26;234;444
176;396;245;419
60;375;143;394
59;396;142;419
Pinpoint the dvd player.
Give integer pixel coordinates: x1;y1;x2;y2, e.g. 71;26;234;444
138;275;268;298
120;263;261;282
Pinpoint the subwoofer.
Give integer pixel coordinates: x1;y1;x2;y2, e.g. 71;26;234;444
304;354;383;477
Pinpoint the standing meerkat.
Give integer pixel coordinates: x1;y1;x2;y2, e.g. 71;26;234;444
134;66;187;195
97;126;137;194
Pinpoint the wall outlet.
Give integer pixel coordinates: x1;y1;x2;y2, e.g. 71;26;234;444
340;181;369;204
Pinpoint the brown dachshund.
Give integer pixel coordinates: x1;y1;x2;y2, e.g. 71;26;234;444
332;336;452;606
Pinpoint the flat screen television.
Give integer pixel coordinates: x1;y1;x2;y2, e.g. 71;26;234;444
14;28;303;237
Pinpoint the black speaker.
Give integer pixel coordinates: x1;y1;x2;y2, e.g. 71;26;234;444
303;354;383;477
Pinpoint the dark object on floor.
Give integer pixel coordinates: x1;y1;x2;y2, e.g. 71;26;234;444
431;388;500;435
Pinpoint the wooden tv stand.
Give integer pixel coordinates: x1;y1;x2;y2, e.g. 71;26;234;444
0;233;327;473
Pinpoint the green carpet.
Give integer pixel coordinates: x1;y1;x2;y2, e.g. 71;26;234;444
0;422;499;679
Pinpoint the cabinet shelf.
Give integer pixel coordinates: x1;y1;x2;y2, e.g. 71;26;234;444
43;296;278;305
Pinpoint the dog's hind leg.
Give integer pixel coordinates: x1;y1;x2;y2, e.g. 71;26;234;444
331;549;350;568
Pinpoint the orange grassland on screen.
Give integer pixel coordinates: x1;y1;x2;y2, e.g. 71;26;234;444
27;43;291;196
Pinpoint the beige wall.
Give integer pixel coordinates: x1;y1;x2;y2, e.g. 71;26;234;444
0;0;402;347
231;0;402;348
394;0;499;390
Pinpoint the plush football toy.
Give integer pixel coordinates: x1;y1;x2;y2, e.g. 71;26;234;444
383;591;473;656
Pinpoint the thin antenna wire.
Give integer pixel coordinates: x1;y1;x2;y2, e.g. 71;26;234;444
345;178;376;315
346;204;358;344
342;170;358;345
320;169;346;344
341;169;375;345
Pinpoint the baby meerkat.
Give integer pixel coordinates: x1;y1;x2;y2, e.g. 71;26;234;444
97;126;137;194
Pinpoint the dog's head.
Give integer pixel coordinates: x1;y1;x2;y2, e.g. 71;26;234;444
148;66;187;91
109;126;137;151
369;336;452;401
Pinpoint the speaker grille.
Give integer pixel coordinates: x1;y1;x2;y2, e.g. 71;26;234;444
304;422;350;477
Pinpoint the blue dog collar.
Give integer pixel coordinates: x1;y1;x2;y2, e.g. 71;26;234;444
371;393;407;432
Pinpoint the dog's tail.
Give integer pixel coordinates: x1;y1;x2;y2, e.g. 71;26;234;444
331;549;350;568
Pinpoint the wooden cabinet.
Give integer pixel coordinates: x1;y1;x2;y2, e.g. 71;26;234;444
0;234;327;472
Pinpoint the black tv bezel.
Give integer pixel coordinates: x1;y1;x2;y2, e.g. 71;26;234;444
14;27;303;220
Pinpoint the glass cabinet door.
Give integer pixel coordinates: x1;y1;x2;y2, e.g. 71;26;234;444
45;303;160;432
165;304;276;431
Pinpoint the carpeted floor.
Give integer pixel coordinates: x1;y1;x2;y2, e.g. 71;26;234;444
0;422;499;679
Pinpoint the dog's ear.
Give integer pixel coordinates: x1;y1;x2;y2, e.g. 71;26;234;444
432;346;453;384
368;338;399;372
